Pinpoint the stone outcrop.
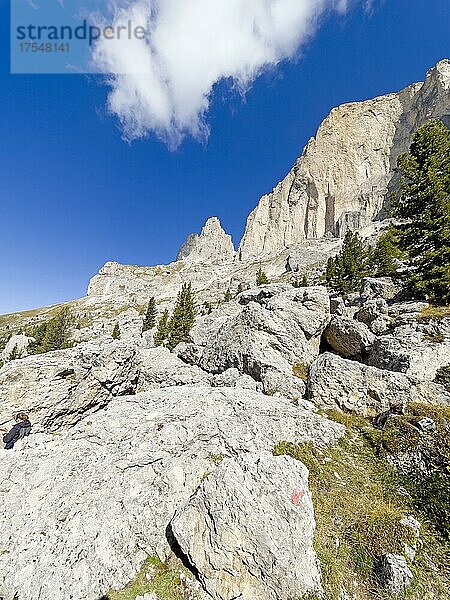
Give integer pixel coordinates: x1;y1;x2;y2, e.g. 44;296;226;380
308;352;450;416
171;453;322;600
360;277;403;302
198;286;330;381
238;60;450;260
354;298;391;335
323;316;375;358
378;553;413;596
0;387;343;600
0;334;34;362
0;340;139;431
368;321;450;380
177;217;235;265
137;347;211;390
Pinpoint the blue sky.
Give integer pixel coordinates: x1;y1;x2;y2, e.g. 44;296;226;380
0;0;449;313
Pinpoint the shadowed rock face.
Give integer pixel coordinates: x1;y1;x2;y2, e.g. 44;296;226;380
238;60;450;260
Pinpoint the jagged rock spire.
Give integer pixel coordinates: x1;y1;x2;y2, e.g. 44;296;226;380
177;217;235;265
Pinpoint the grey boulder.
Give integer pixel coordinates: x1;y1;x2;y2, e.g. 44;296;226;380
323;316;375;358
308;352;450;416
360;277;402;301
170;452;322;600
199;287;330;381
378;553;413;596
0;340;139;431
368;322;450;380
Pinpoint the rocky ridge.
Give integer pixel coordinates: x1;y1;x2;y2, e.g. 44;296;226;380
238;60;450;259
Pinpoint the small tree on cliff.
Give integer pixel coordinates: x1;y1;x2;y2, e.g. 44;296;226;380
142;297;157;332
112;322;121;340
256;268;269;286
37;306;72;353
392;119;450;303
154;310;170;347
167;283;196;351
326;231;370;295
8;344;22;361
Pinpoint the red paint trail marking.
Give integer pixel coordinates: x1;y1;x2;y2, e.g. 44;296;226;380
291;489;305;506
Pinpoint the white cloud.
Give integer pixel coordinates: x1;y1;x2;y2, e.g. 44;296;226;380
91;0;355;147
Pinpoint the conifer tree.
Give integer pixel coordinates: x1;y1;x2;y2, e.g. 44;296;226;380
28;321;48;354
224;288;233;302
112;322;121;340
8;344;21;361
167;283;196;351
369;225;404;277
154;309;170;347
142;297;157;332
326;231;370;295
38;306;72;353
256;268;269;286
392;119;450;303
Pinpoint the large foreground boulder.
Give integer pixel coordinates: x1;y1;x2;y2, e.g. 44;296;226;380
0;387;343;600
171;453;322;600
308;353;450;416
199;286;330;381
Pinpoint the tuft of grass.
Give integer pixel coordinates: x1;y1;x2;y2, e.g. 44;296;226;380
364;417;421;454
434;365;450;392
321;409;368;430
107;554;199;600
292;362;310;381
210;454;224;465
417;305;450;323
423;330;445;344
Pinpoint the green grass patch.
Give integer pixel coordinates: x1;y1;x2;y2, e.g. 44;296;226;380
107;555;199;600
417;305;450;323
273;407;450;599
292;362;310;381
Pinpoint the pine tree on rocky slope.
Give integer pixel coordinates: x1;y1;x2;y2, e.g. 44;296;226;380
32;306;72;354
142;298;157;332
326;231;370;295
167;283;196;351
392;119;450;304
154;309;170;347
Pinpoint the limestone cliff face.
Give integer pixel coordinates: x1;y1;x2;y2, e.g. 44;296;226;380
238;60;450;261
177;217;235;264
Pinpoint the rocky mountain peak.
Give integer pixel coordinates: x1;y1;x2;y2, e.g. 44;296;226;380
237;60;450;261
177;216;235;265
430;59;450;87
